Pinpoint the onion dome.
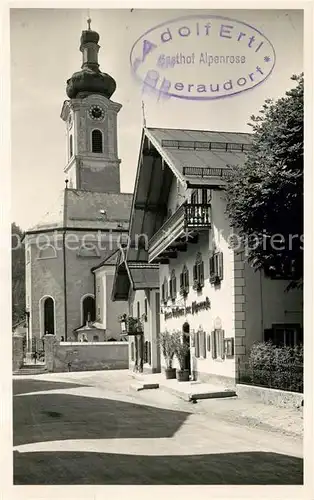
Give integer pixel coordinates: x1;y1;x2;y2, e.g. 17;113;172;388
66;19;116;99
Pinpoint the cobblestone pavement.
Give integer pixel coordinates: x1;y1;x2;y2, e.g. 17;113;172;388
13;370;303;485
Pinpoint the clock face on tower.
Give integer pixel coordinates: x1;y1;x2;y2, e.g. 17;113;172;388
89;105;105;121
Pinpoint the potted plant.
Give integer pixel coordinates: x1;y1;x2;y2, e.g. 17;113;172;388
173;330;190;382
158;330;176;379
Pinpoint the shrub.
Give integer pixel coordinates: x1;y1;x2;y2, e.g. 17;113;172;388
247;341;303;392
158;330;176;369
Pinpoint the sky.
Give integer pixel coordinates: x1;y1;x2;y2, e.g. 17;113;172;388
10;8;303;230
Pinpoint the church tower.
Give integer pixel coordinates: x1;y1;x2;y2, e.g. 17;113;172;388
24;20;132;346
60;19;122;193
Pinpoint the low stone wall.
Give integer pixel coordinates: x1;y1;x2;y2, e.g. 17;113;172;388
12;334;24;372
236;383;304;409
43;336;128;373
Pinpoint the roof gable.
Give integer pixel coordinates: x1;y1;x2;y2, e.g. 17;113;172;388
127;126;253;262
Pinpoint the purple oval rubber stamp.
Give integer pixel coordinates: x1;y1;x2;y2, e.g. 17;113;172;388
130;14;276;101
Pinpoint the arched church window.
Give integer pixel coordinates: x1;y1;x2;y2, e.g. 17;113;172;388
77;243;100;258
82;295;96;324
92;129;103;153
38;245;57;260
69;134;73;158
41;296;55;335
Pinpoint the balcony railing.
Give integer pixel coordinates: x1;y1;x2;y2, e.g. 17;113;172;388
161;140;253;152
183;166;233;178
149;203;186;251
185;203;210;227
148;202;211;262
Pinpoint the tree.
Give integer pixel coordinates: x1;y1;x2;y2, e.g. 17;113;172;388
12;222;25;325
225;74;303;289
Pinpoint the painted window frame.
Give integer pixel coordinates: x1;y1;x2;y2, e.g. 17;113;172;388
211;329;225;361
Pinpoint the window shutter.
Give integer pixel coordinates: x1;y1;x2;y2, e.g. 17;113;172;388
207;333;211;351
169;279;173;299
180;272;184;290
193;264;198;282
161;283;164;302
211;331;216;359
220;330;225;359
184;268;189;288
218;252;224;281
199;261;204;286
144;341;148;363
200;330;206;358
144;298;148;317
214;254;219;275
195;331;200;358
131;342;135;361
209;256;214;275
148;341;152;365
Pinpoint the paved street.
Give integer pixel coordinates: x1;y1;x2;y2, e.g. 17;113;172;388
13;370;303;485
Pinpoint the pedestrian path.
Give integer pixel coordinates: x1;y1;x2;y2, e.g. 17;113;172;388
131;372;236;401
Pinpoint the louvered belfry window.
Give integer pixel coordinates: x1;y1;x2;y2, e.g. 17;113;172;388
92;129;103;153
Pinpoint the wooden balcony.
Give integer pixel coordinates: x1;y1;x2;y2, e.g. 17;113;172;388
148;202;211;263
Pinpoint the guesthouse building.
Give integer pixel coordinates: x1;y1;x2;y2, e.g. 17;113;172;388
112;127;303;385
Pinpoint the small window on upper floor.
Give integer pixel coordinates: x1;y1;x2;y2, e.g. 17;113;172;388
92;129;103;153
